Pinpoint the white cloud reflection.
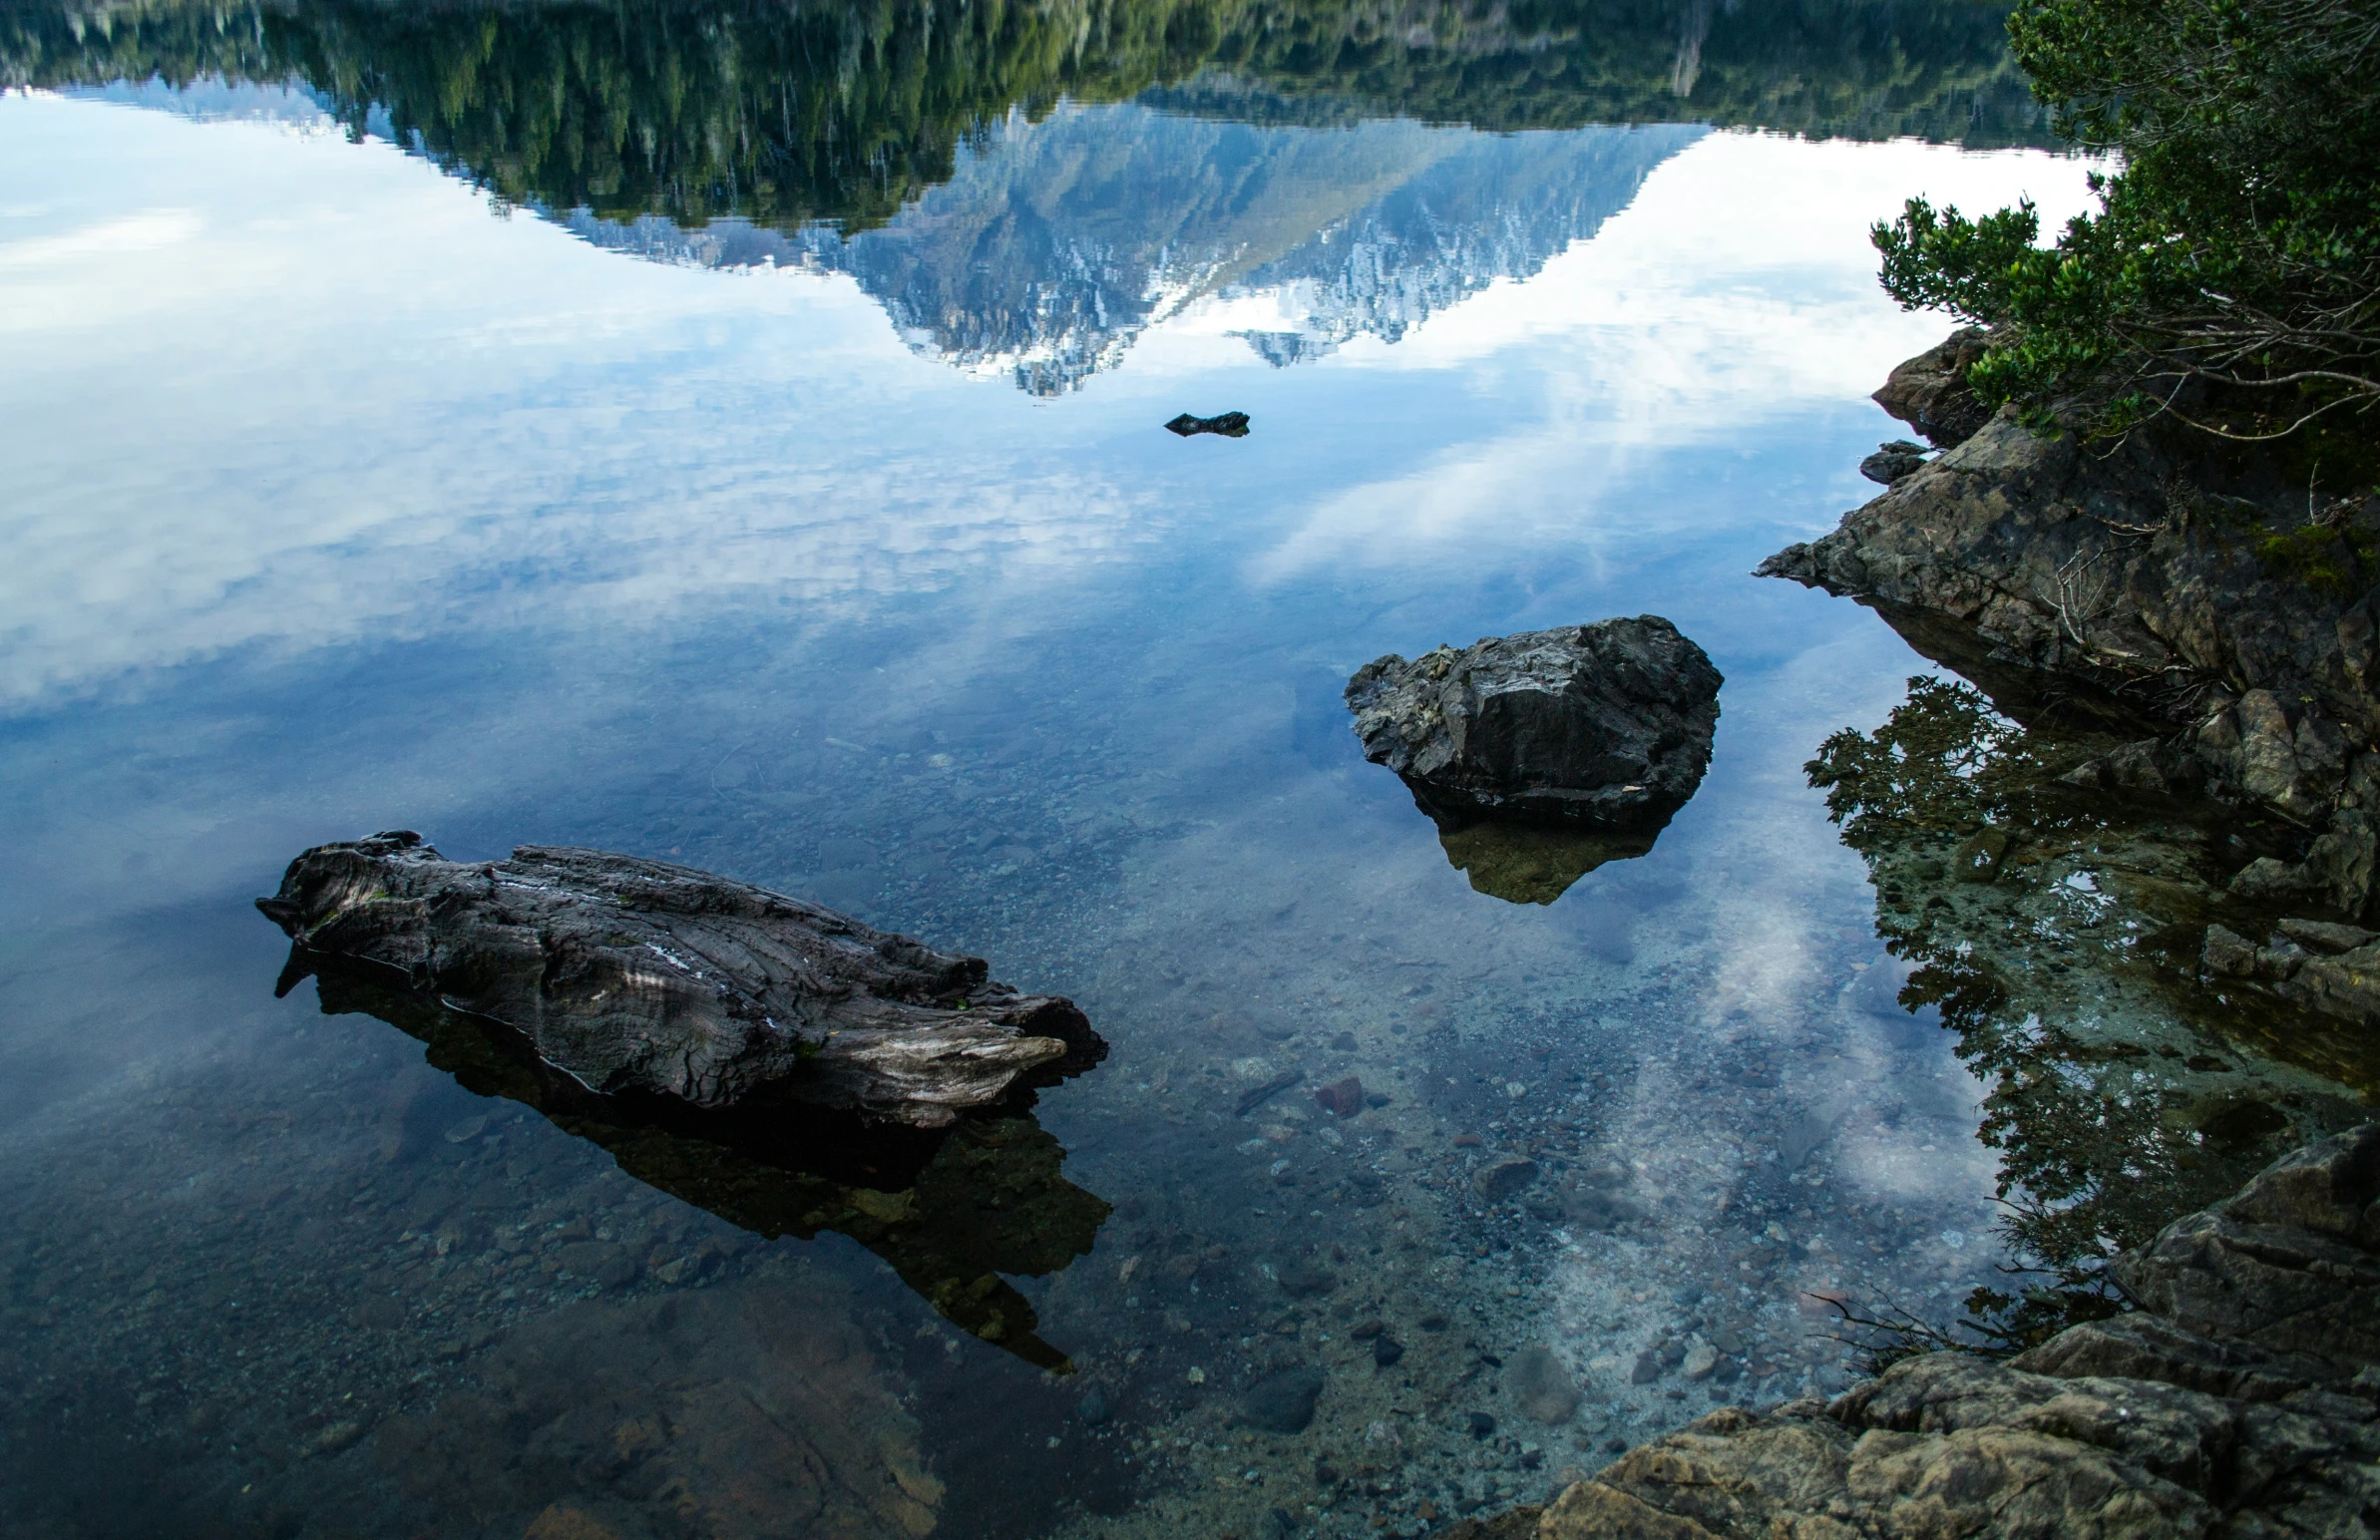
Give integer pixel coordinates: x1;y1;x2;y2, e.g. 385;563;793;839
1;94;2097;714
1242;134;2104;581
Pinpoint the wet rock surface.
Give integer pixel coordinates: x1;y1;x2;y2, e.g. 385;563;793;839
1345;617;1722;832
1856;439;1930;485
1759;333;2380;947
1517;1125;2380;1538
257;833;1103;1127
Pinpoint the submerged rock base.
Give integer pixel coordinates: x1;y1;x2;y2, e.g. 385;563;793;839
1487;1124;2380;1537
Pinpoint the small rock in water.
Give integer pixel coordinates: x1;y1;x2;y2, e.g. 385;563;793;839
1165;410;1251;438
1630;1348;1665;1384
1681;1341;1719;1380
1473;1156;1539;1202
1374;1335;1406;1368
311;1420;364;1455
1466;1411;1498;1439
1510;1346;1580;1422
1277;1258;1338;1298
1237;1366;1326;1432
1314;1076;1365;1118
1858;440;1931;484
443;1114;488;1144
1077;1386;1110;1425
1351;1319;1386;1340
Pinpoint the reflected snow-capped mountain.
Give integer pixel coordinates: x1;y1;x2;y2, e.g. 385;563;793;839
567;103;1704;392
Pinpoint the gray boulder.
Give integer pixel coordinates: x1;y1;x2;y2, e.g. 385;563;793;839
256;833;1102;1126
1345;617;1722;830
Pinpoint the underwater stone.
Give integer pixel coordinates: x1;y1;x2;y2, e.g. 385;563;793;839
1510;1347;1581;1423
1236;1366;1325;1432
256;832;1103;1128
1314;1076;1364;1117
1276;1258;1338;1299
1473;1156;1539;1202
1374;1334;1406;1368
1346;617;1721;831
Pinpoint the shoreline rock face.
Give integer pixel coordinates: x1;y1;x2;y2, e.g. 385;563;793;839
1760;329;2380;829
1345;617;1722;831
256;833;1103;1127
1501;1125;2380;1537
1761;329;2380;1020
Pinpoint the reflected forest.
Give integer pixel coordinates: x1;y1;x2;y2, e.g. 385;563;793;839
4;0;2049;233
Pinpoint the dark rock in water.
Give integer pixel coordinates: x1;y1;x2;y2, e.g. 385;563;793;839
1314;1076;1365;1117
1277;1258;1338;1298
256;833;1103;1127
1236;1367;1325;1432
287;950;1109;1370
2204;918;2380;1028
1473;1155;1539;1202
1857;439;1930;485
1466;1411;1497;1439
1520;1124;2380;1538
1166;410;1250;438
1346;616;1722;832
1509;1346;1581;1423
1076;1386;1110;1426
1373;1334;1405;1368
1435;820;1658;905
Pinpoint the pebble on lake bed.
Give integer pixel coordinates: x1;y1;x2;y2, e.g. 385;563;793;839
1509;1346;1580;1423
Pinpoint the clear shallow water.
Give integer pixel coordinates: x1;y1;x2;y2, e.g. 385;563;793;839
0;33;2288;1540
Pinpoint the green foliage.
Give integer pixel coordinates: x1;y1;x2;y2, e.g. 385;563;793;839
1871;0;2380;449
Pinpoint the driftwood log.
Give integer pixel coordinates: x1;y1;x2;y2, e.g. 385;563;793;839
256;833;1102;1126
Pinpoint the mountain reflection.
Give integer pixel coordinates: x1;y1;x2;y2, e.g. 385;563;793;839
9;0;2048;389
571;111;1703;392
284;949;1112;1371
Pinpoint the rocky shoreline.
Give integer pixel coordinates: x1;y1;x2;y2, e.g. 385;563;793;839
1461;1122;2380;1537
1431;333;2380;1539
1762;332;2380;1028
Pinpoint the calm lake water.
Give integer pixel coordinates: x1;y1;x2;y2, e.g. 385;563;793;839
3;4;2361;1538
